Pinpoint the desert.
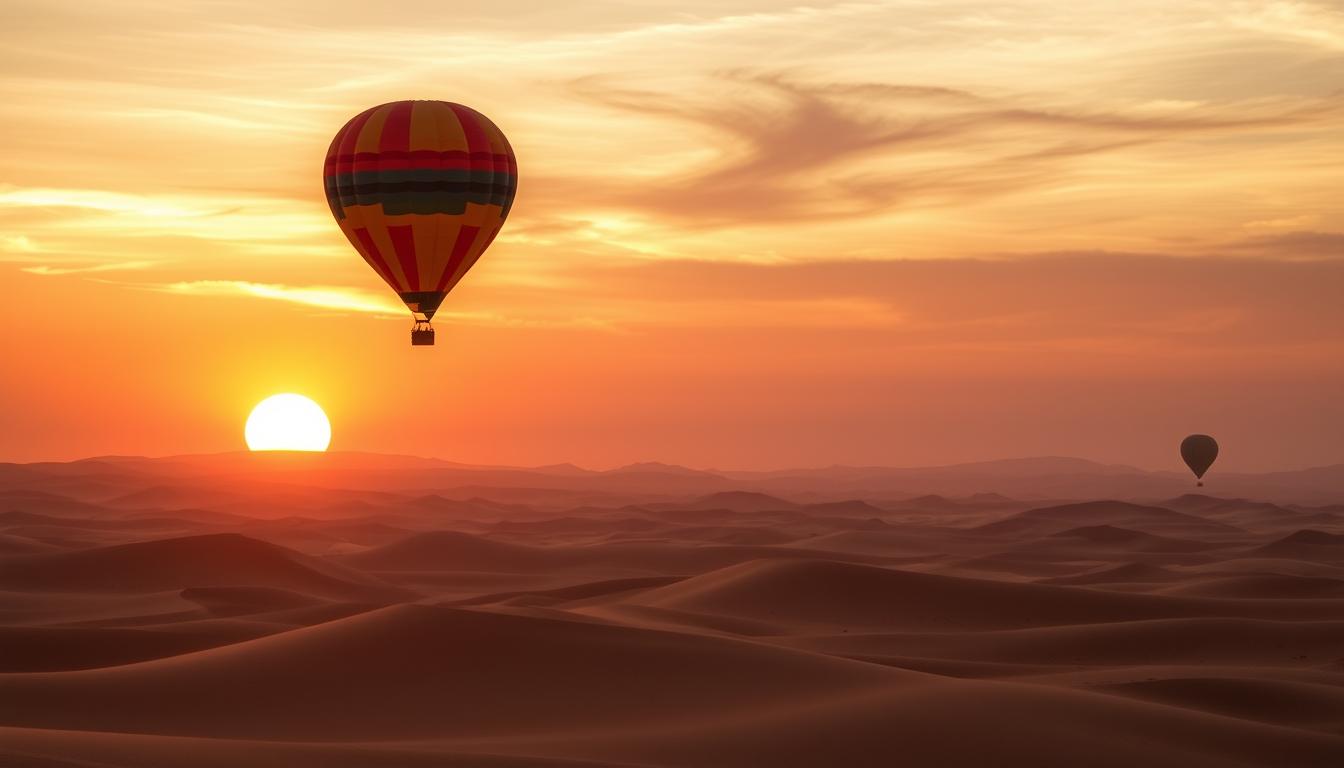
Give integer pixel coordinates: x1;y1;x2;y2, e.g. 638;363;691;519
2;453;1343;766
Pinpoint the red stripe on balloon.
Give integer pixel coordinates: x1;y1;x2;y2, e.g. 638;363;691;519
437;225;481;292
448;104;492;169
387;224;419;291
379;102;414;154
330;107;378;178
354;227;398;289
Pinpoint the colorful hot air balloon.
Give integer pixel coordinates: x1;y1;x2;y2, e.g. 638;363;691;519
324;100;517;345
1180;434;1219;487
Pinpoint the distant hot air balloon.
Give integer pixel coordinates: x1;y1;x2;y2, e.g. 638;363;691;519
1180;434;1219;487
324;100;517;345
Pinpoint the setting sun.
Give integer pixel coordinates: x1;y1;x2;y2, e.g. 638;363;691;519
244;394;331;452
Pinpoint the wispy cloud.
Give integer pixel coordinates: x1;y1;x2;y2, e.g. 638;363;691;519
0;186;202;217
1222;231;1344;260
561;71;1342;228
0;233;38;253
0;185;330;244
564;251;1344;353
21;260;156;275
150;280;403;316
0;1;1339;280
1228;1;1344;50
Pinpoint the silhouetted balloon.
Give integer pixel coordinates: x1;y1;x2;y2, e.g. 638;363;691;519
1180;434;1219;486
324;100;517;345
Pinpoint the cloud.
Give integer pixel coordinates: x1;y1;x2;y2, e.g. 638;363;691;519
0;233;38;253
559;71;1342;227
0;185;330;243
0;1;1337;273
150;280;403;316
1228;1;1344;51
558;251;1344;353
139;278;639;332
0;186;201;217
1221;231;1344;260
21;260;155;275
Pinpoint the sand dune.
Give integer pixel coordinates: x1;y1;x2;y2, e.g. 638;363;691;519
657;491;799;513
1252;529;1344;561
0;533;57;555
0;621;282;672
0;588;203;627
627;559;1172;631
1159;573;1344;599
621;558;1344;632
1100;676;1344;729
340;530;565;572
0;604;904;740
451;576;682;607
0;728;639;768
1040;562;1183;586
977;500;1246;538
0;490;135;518
1047;524;1223;552
0;510;201;532
341;529;896;578
784;617;1344;666
1164;495;1344;533
0;533;405;600
5;455;1344;765
178;585;331;615
513;682;1344;768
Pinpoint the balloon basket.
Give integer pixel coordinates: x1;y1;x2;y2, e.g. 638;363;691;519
411;321;435;346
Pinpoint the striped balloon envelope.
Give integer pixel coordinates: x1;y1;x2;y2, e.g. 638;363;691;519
324;100;517;344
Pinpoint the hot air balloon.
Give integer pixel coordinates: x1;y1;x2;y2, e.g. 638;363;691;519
1180;434;1219;487
324;101;517;345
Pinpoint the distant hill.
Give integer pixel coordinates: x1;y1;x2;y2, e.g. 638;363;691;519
1;453;1341;515
975;501;1246;538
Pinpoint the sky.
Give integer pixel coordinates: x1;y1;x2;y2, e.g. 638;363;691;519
1;0;1341;471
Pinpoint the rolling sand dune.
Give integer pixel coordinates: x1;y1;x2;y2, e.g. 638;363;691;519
0;621;283;672
1159;573;1344;599
0;533;57;555
0;509;202;532
977;501;1247;538
341;530;568;572
0;533;406;600
340;530;899;579
1047;525;1224;552
618;558;1344;631
0;490;138;518
783;616;1344;666
1164;495;1344;533
4;454;1344;766
1099;676;1344;729
1251;529;1344;562
0;728;641;768
178;585;332;615
1040;562;1184;586
0;604;907;740
500;681;1344;768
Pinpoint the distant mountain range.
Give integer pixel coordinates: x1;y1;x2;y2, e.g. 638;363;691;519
2;452;1342;506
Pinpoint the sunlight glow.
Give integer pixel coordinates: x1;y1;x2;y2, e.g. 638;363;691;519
244;394;332;452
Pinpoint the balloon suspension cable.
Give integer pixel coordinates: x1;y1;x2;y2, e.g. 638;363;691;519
410;313;435;346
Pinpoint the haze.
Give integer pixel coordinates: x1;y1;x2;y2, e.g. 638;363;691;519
2;1;1341;471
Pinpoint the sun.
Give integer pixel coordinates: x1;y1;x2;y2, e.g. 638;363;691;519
244;394;331;452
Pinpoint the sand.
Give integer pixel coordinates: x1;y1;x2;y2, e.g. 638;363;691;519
2;453;1342;766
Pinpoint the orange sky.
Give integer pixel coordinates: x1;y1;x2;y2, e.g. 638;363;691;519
2;1;1341;471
